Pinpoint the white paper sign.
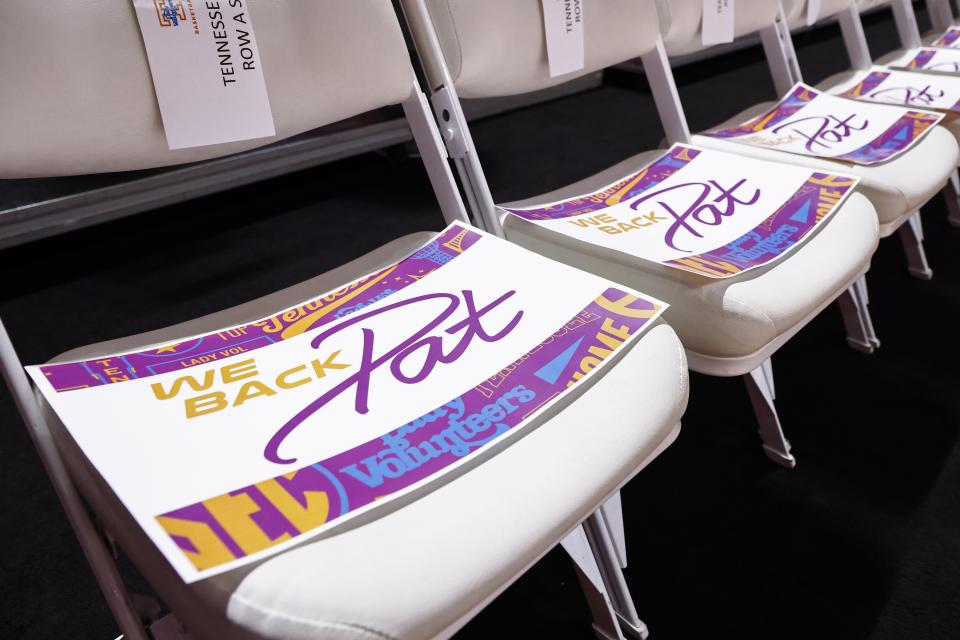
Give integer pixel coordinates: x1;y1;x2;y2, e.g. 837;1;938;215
931;26;960;49
502;145;858;279
704;83;943;165
807;0;822;26
132;0;276;149
833;66;960;115
29;224;666;582
542;0;585;77
889;48;960;74
702;0;735;46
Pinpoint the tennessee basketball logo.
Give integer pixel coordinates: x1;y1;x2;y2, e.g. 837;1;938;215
154;0;186;27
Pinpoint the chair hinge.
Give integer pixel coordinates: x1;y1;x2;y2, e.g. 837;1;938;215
429;86;471;159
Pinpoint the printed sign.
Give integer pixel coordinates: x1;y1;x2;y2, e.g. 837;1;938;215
932;26;960;49
702;0;735;46
889;48;960;73
29;224;666;582
542;0;585;77
131;0;275;149
502;145;858;278
704;83;943;165
836;67;960;115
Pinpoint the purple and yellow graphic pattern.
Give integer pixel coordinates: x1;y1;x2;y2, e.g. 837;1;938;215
898;49;960;73
705;84;940;165
840;70;960;115
40;226;480;393
933;27;960;48
663;173;856;277
155;288;661;571
503;146;699;221
902;49;939;70
502;146;856;278
705;85;818;139
841;71;895;98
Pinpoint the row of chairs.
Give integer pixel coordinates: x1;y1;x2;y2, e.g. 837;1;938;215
2;0;958;638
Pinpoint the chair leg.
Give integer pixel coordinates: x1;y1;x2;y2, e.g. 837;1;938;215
145;614;193;640
563;525;630;640
760;358;776;400
0;319;151;640
744;362;797;468
946;172;960;228
598;493;628;570
562;501;650;640
589;495;648;639
838;275;881;354
898;211;934;280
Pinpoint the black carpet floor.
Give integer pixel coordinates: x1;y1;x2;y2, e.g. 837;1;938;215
3;7;960;639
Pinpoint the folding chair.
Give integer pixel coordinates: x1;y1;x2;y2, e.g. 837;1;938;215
400;0;882;471
815;0;960;225
924;0;958;31
0;2;688;638
652;0;959;283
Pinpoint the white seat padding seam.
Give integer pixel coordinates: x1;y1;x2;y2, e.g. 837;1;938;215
227;594;399;640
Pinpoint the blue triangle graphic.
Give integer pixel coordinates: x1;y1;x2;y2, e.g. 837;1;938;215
534;338;584;384
790;200;812;224
894;124;909;141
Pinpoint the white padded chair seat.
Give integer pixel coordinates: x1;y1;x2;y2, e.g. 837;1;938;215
816;65;960;169
938;115;960;143
501;151;879;368
42;233;689;640
691;104;959;234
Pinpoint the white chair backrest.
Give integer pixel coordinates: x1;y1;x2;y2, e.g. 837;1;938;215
407;0;663;98
856;0;923;47
0;0;416;177
655;0;781;57
784;0;858;29
926;0;957;30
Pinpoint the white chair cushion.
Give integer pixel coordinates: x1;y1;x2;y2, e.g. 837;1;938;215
500;151;879;364
43;232;689;640
692;105;959;233
215;321;685;640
